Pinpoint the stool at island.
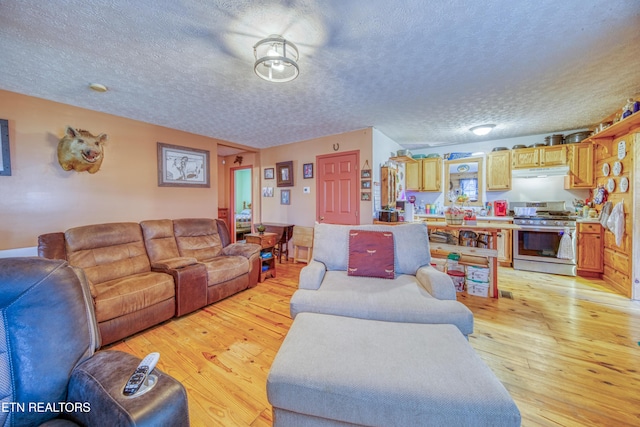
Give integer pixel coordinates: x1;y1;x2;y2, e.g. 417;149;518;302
267;313;521;427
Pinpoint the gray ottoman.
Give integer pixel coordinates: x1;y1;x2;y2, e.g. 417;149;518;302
267;313;520;427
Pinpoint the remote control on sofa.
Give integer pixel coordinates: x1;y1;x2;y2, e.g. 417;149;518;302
123;352;160;396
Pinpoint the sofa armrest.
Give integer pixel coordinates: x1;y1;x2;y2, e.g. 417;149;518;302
298;260;327;290
150;256;198;270
222;242;261;258
416;266;457;300
66;350;189;427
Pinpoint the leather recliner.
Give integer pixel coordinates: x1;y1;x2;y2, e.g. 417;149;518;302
0;257;189;427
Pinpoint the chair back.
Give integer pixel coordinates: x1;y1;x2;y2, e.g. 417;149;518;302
0;257;99;426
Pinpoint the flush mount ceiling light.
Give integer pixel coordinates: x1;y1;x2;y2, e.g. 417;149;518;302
253;35;299;83
470;124;496;136
89;83;108;93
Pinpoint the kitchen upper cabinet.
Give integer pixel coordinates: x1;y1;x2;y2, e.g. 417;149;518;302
512;146;567;169
539;145;567;166
405;158;442;192
512;147;539;168
422;158;442;191
564;143;594;189
486;150;511;191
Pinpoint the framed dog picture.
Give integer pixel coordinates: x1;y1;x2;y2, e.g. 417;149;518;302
157;142;210;187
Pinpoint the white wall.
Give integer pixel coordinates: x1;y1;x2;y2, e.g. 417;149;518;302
372;128;404;216
406;129;591;212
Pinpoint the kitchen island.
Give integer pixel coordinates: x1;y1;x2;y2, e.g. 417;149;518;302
425;221;521;298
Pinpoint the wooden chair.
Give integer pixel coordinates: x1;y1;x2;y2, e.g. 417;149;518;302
292;226;314;264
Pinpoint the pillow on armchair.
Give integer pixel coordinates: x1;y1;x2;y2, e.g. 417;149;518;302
347;230;394;279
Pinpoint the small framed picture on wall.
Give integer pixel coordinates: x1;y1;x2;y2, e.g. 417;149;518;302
303;163;314;179
281;189;291;205
361;180;371;189
264;168;274;180
361;192;371;201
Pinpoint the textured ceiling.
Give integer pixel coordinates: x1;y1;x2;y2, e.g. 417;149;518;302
1;0;639;150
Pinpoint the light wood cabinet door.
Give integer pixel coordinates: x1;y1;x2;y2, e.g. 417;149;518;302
486;151;511;191
405;161;421;191
565;144;594;188
512;147;539;168
577;223;603;273
539;145;568;166
421;158;442;192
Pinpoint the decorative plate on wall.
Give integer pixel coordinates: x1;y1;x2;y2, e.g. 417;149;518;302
620;176;629;193
602;162;610;176
606;178;615;193
613;161;623;176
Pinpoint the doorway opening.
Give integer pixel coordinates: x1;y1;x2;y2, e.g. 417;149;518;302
231;166;253;242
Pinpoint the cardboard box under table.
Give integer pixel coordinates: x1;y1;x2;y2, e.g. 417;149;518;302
267;313;521;427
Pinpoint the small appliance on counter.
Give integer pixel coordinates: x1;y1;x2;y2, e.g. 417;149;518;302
494;200;508;216
378;210;398;222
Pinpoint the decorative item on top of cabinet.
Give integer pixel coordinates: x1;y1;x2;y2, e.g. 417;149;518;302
486;150;511;191
577;222;603;277
564;143;594;189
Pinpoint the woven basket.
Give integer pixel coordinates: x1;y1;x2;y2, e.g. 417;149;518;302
445;213;464;225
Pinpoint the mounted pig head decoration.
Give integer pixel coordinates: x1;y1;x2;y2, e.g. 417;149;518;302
57;126;108;173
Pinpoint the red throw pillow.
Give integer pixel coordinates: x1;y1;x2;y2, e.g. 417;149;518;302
348;230;395;279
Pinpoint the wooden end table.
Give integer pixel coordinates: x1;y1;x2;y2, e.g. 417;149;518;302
245;232;277;282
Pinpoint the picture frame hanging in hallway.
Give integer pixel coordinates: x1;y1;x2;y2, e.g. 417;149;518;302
281;189;291;205
276;161;294;187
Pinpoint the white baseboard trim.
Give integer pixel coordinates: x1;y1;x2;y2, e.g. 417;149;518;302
0;246;38;258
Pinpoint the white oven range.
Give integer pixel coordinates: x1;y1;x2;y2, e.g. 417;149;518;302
511;201;577;276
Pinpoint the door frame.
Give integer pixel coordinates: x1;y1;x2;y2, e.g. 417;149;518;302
230;165;253;242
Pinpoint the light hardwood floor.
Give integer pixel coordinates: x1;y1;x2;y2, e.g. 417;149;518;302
108;263;640;426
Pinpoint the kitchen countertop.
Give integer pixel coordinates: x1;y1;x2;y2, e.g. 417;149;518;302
576;218;602;223
414;214;514;221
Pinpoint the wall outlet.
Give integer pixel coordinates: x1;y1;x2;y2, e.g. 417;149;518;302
303;187;310;194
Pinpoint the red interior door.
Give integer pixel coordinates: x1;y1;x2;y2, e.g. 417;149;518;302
316;151;359;225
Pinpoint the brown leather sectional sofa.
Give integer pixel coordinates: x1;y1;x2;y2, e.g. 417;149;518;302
38;218;261;346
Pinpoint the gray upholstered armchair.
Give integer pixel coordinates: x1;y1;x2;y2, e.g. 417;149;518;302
0;257;189;427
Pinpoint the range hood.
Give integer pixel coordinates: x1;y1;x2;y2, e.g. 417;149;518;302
512;165;570;178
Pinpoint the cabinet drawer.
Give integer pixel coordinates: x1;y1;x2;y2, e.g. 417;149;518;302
263;235;277;247
578;223;601;234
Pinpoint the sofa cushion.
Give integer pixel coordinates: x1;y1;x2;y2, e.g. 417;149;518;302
202;255;249;286
65;223;151;285
348;230;394;279
173;218;223;261
313;222;431;275
92;271;175;323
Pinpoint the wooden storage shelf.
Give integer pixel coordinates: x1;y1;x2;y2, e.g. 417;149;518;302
389;155;417;163
586;112;640;143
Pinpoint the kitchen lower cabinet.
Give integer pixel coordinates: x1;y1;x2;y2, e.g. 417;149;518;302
486;150;511;191
577;222;603;276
